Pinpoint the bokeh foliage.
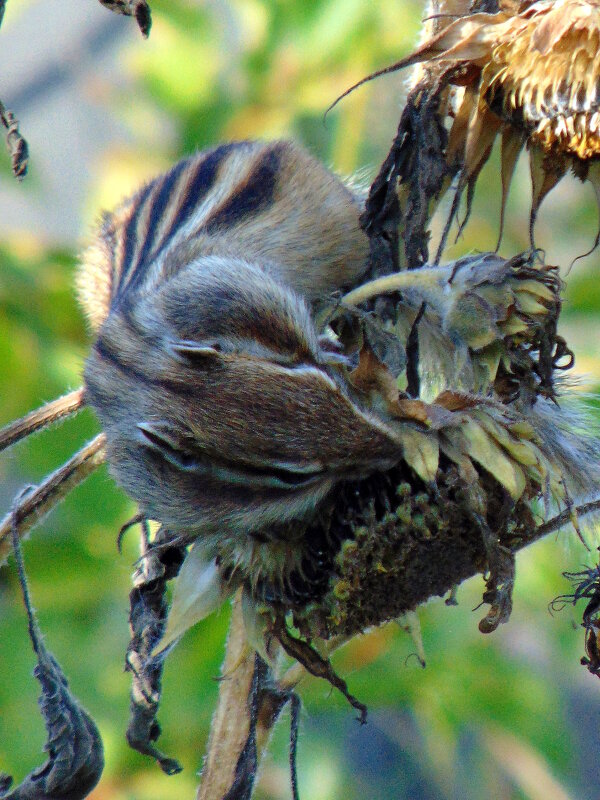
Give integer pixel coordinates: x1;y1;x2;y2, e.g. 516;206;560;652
1;1;600;799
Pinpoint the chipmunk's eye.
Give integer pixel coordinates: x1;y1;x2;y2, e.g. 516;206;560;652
137;423;199;470
170;340;222;362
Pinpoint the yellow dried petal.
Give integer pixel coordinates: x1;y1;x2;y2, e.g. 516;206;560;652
512;279;556;303
507;420;537;440
439;435;480;485
513;291;549;316
498;316;529;336
478;412;545;470
154;546;224;655
452;417;527;500
401;428;440;483
473;343;502;386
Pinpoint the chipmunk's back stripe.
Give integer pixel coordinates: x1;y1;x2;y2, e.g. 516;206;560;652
116;181;155;299
132;157;189;278
142;144;234;268
110;141;286;303
202;142;284;234
114;142;241;299
169;143;235;236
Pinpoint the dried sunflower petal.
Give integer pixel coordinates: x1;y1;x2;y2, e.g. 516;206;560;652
400;427;440;483
447;415;528;500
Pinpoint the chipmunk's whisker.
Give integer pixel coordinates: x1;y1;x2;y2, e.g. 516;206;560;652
0;387;86;453
0;432;107;563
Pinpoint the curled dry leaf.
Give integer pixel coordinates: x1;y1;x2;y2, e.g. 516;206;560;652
0;103;28;180
125;528;185;775
97;0;152;37
1;500;104;800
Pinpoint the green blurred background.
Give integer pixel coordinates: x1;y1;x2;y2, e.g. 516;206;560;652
1;1;600;798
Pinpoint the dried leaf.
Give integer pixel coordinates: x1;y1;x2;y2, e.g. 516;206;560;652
1;499;104;799
447;86;478;168
434;390;481;412
512;291;548;316
125;531;185;775
0;651;104;800
473;343;502;387
349;344;431;423
439;435;480;485
463;104;503;185
390;397;432;424
498;128;524;248
513;279;556;303
529;148;568;243
97;0;152;37
0;102;28;180
498;316;529;336
349;344;399;403
475;411;544;470
508;420;537;440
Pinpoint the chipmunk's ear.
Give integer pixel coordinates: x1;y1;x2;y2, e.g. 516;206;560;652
0;387;86;453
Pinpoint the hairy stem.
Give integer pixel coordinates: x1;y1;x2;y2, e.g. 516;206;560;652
197;592;256;800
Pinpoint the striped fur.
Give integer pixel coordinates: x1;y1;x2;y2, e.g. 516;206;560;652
81;140;402;580
78;141;370;329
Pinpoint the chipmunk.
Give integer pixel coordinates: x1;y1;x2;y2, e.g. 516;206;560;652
80;139;409;584
2;138;600;654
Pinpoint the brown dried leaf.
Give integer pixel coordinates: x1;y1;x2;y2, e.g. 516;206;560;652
348;345;398;401
349;344;432;424
434;390;481;412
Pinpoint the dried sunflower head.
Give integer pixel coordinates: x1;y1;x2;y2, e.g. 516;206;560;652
482;0;600;162
337;251;565;402
352;0;600;243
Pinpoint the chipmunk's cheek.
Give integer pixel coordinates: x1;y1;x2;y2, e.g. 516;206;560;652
99;427;335;537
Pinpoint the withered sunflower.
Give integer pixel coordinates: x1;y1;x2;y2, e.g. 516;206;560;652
341;0;600;245
441;0;600;237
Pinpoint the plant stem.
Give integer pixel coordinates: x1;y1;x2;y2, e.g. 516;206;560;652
196;591;255;800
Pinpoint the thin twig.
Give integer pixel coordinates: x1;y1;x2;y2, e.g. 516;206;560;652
0;387;85;453
537;498;600;538
0;433;107;562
